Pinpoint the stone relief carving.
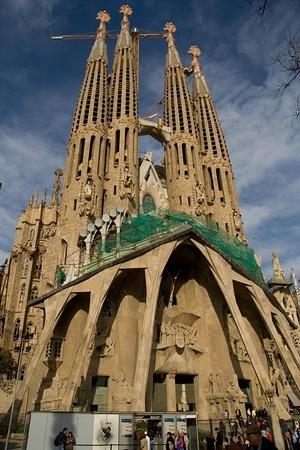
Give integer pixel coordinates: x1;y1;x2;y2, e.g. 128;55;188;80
208;372;221;396
227;313;250;362
39;224;57;240
111;368;132;410
291;329;300;349
225;375;246;400
263;337;288;400
157;318;203;353
40;372;66;407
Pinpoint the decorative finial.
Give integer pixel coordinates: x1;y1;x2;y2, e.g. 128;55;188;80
164;22;176;47
120;5;133;17
96;11;110;38
189;45;201;58
189;45;202;71
164;22;176;34
96;11;111;24
50;168;63;207
272;252;285;280
119;5;132;32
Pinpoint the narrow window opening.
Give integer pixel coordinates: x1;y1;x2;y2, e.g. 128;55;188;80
208;167;214;191
88;136;95;161
73;199;77;210
97;137;103;176
182;143;187;165
77;138;85;177
216;168;223;191
104;141;110;174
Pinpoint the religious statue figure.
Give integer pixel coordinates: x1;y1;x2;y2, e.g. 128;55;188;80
233;209;241;231
208;372;221;396
121;164;134;200
84;178;93;201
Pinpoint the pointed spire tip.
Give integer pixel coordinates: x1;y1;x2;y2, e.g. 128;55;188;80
120;5;133;17
96;11;111;24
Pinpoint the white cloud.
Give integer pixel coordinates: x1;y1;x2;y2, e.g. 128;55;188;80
1;0;61;30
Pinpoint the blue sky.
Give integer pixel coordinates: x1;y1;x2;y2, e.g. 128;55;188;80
0;0;299;279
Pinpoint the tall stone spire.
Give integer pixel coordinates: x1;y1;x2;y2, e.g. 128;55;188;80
163;24;205;216
190;45;246;240
104;5;139;214
59;11;111;259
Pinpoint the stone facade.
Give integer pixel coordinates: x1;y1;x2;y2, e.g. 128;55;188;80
0;5;300;448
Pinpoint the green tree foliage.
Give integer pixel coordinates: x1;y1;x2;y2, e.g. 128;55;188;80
0;347;16;393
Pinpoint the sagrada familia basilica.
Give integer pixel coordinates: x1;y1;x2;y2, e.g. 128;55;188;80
0;5;300;446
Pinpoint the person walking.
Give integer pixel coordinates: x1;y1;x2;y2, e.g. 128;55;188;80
245;424;278;449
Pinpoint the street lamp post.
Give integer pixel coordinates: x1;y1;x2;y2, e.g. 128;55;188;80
4;334;28;450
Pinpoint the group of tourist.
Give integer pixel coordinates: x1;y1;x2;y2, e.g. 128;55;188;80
195;408;278;450
165;430;189;450
284;427;300;449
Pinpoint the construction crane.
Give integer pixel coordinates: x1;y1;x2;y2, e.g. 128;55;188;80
51;28;166;93
51;29;169;142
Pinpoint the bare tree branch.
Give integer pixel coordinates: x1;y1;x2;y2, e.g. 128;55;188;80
244;0;269;24
274;32;300;92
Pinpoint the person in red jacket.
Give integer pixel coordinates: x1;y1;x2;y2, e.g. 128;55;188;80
245;424;278;450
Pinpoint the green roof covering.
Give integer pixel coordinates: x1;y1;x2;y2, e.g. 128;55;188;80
84;209;265;287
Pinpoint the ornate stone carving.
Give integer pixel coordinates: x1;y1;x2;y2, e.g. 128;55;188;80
225;375;246;400
208;372;221;396
111;368;132;410
157;319;203;353
96;11;110;24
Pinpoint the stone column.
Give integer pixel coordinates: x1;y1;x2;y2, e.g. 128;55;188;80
167;372;176;412
266;393;285;450
130;241;177;411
